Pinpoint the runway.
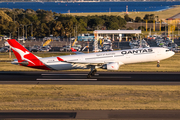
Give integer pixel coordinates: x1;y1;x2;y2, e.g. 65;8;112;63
0;71;180;85
1;110;180;119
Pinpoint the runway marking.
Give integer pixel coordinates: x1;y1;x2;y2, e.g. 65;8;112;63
41;74;99;76
36;79;97;81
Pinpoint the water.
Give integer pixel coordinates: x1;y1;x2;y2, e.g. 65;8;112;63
0;2;180;13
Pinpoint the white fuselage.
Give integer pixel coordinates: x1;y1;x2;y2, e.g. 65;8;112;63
39;47;175;70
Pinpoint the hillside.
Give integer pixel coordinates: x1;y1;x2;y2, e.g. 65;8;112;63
67;5;180;20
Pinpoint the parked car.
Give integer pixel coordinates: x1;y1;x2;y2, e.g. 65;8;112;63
0;47;9;53
39;46;51;52
29;45;40;52
3;36;11;40
60;45;71;52
70;37;76;41
25;36;36;41
18;37;25;41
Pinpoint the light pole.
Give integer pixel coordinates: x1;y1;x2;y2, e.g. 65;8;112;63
9;32;11;38
18;24;25;41
31;23;33;37
20;24;24;41
25;25;28;39
23;25;24;41
165;23;166;37
18;28;19;40
70;33;71;48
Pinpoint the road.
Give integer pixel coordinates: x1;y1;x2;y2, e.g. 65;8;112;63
0;71;180;85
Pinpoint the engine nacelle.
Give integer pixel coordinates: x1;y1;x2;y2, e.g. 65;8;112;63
102;62;120;70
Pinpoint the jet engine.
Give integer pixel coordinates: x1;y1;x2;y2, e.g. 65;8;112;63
102;62;120;70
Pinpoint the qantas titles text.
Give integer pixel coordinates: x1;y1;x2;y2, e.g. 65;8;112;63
96;49;153;56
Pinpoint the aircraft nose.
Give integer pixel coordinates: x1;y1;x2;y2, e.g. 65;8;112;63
170;51;175;56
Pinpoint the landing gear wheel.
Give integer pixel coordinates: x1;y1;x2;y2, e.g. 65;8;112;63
91;69;97;76
157;64;160;67
157;61;160;67
87;66;97;78
91;71;95;76
87;74;91;78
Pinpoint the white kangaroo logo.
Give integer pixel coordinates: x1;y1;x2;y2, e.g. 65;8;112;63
10;46;35;65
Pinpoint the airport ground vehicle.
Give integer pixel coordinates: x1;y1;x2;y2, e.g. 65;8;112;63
59;45;71;52
8;39;174;78
29;45;40;52
25;36;36;41
3;36;11;40
39;46;51;52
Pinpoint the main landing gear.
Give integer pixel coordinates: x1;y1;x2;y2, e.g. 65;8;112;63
157;60;160;67
87;66;97;78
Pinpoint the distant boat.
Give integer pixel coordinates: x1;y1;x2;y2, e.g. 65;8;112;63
37;0;44;3
55;0;60;3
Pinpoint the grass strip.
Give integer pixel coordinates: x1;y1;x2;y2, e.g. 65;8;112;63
0;85;180;110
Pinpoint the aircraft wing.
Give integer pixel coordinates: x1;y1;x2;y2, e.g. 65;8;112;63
57;57;103;66
56;57;124;66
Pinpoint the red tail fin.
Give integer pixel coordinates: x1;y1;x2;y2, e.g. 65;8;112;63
7;39;50;70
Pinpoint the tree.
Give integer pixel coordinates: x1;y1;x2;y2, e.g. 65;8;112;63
78;19;87;31
135;17;142;23
8;22;17;37
54;21;63;36
117;16;126;28
138;26;145;31
0;10;12;24
87;17;105;30
39;23;49;37
143;14;155;23
124;14;133;22
106;21;119;30
0;8;128;38
33;21;41;37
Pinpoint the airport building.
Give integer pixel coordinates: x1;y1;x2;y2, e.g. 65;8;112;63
93;30;141;52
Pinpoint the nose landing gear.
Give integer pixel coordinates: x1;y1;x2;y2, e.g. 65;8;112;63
157;61;160;67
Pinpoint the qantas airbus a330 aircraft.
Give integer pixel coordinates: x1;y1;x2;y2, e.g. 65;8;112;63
8;39;174;78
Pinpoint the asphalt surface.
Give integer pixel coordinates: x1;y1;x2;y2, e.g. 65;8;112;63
0;71;180;85
1;71;180;119
1;110;180;119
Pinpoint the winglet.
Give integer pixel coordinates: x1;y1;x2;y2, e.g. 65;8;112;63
71;47;84;54
71;48;77;52
57;57;64;61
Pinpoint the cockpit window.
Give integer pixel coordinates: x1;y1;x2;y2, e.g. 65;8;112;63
166;50;170;52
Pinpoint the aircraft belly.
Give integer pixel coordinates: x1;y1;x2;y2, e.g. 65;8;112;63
46;62;87;70
121;54;156;64
46;62;73;70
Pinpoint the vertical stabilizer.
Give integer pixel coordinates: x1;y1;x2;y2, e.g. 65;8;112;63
7;39;50;70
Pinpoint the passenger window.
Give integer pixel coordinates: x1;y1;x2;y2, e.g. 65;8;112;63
166;50;169;52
